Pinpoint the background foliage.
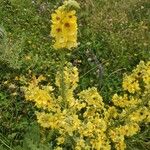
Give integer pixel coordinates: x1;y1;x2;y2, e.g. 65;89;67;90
0;0;150;149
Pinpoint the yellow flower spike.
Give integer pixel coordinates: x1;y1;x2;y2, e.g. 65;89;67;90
50;1;78;50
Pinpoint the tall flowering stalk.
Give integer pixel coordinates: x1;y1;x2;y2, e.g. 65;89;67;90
50;0;79;107
50;0;79;50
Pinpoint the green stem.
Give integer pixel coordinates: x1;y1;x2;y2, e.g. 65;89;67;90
60;51;67;108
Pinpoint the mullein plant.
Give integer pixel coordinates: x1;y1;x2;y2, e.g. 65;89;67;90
23;0;150;150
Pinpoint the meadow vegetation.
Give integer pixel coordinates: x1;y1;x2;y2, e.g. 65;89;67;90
0;0;150;149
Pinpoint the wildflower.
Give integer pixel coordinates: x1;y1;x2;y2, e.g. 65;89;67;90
75;139;85;149
124;123;140;136
78;87;104;111
142;62;150;85
55;63;79;90
36;112;51;128
115;141;126;150
56;136;65;145
128;107;149;123
104;106;118;120
50;1;78;49
112;94;140;108
122;75;140;93
55;147;63;150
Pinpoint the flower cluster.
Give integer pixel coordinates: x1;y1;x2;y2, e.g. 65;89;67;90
50;0;78;50
110;61;150;150
24;67;110;149
23;61;150;150
122;61;150;93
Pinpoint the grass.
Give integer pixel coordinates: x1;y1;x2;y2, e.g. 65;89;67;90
0;0;150;149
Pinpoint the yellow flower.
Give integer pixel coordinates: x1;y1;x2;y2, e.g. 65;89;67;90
55;63;79;90
51;9;64;25
105;106;118;120
115;141;126;150
112;94;141;108
50;3;78;50
76;139;85;149
36;112;51;128
128;107;149;123
122;75;140;93
78;87;104;110
54;147;63;150
56;136;65;145
143;64;150;85
51;23;63;38
124;123;140;136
